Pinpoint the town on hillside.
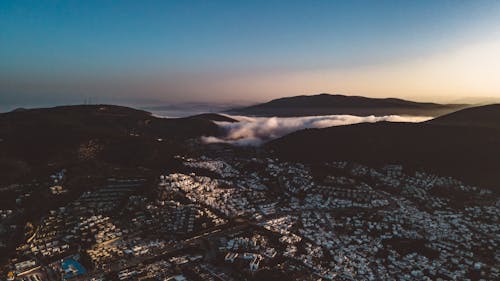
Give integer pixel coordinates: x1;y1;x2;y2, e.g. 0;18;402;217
1;149;498;281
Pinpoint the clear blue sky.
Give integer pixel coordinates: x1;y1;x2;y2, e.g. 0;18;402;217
1;0;499;109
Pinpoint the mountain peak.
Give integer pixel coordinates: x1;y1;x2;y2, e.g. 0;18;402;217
228;94;466;117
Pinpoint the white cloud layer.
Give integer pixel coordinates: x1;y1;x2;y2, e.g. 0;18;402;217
202;115;432;146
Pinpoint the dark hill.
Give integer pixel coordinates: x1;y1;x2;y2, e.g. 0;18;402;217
0;105;222;182
0;105;221;138
427;104;500;129
229;93;466;117
268;105;500;189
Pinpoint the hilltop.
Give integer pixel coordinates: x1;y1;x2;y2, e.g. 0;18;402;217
268;104;500;189
427;104;500;129
0;105;229;182
228;93;466;117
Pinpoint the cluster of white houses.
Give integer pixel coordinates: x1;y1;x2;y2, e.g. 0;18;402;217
3;155;498;280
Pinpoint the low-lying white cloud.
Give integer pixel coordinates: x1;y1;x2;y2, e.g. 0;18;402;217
202;115;432;146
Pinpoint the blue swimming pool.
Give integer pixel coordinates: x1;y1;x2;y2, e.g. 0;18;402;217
61;259;87;279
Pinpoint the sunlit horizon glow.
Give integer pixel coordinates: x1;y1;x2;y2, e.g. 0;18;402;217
1;0;500;109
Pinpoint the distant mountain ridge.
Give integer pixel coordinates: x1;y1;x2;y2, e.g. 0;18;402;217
187;113;238;123
268;104;500;189
229;93;467;117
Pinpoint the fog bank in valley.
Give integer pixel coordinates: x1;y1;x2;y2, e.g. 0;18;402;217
202;115;432;146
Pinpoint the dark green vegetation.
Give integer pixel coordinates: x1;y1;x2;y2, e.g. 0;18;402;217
0;105;227;183
228;93;466;117
268;104;500;190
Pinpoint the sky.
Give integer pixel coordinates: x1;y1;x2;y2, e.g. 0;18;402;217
1;0;500;110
